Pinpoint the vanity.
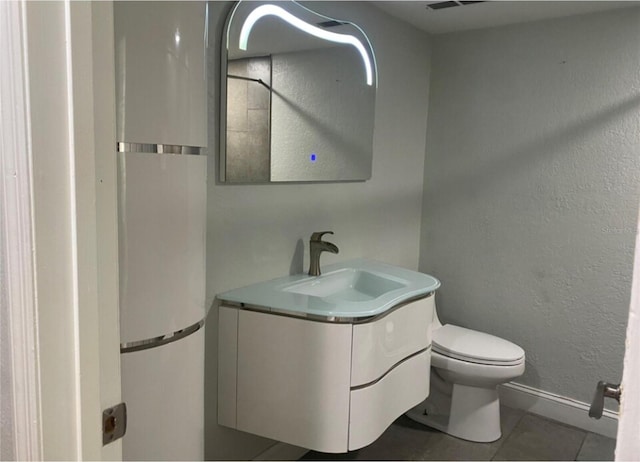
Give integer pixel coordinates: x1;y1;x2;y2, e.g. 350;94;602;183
217;3;439;451
217;259;440;453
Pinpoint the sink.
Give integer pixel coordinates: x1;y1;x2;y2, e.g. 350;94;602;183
282;268;406;302
217;258;440;320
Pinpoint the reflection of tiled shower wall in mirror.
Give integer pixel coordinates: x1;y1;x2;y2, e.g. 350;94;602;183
226;57;271;182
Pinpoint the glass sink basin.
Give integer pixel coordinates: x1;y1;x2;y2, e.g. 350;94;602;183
217;258;440;320
282;268;406;302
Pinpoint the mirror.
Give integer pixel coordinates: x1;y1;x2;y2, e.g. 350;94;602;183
220;1;377;183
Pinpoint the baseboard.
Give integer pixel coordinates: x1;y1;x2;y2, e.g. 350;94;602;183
499;382;618;439
253;442;309;461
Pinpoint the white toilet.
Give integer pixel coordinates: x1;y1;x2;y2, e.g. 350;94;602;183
407;300;525;443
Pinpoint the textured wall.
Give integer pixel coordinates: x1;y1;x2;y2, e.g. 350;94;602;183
206;2;431;459
420;8;640;408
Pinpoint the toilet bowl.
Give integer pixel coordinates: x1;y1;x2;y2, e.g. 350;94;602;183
407;304;525;443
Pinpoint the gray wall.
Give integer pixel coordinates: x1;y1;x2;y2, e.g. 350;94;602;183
420;8;640;407
206;2;431;459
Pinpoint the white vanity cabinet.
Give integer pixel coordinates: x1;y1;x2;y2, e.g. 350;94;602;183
217;295;434;453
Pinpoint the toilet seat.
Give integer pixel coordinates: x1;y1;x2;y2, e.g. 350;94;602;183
432;324;525;366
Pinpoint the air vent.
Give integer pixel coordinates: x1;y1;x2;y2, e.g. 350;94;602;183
426;1;485;10
317;20;348;28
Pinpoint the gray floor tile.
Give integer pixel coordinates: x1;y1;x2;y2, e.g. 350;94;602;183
301;405;525;461
492;414;587;461
415;405;526;461
576;433;616;461
356;416;451;461
301;416;436;461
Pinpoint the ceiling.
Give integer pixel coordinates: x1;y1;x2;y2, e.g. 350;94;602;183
373;1;638;35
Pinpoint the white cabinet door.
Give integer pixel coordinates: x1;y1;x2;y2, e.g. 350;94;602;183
236;310;353;453
114;1;207;147
118;152;207;343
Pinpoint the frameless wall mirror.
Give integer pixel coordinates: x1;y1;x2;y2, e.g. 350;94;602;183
220;0;378;183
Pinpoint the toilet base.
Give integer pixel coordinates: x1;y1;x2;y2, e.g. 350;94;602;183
406;381;502;443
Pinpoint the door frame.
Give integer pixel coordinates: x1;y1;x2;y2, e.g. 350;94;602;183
0;1;41;459
1;1;122;459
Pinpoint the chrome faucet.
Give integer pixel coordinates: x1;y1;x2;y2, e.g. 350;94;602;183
308;231;339;276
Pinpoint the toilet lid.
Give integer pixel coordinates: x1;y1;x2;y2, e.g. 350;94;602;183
432;324;525;366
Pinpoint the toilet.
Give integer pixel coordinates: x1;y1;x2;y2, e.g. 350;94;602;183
407;301;525;443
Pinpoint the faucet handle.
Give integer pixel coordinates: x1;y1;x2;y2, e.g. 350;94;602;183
310;231;334;241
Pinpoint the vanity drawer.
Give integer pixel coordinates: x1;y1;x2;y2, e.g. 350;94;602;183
351;295;433;386
348;349;430;451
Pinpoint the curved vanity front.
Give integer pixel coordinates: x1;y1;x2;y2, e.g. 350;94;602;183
217;260;440;453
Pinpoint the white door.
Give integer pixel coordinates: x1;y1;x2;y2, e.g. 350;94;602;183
615;202;640;459
1;1;122;459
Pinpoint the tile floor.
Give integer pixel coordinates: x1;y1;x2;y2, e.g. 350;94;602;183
300;406;616;461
